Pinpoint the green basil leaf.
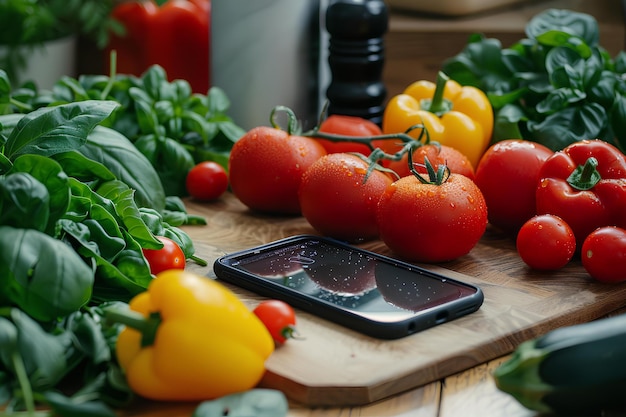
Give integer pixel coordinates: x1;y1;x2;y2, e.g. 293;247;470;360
64;311;111;364
442;35;512;92
527;102;606;150
156;137;196;197
140;65;168;100
96;180;162;248
60;219;151;302
53;150;117;183
10;309;71;390
525;9;599;47
536;30;591;58
536;87;586;114
44;390;117;417
80;126;166;212
493;104;526;142
0;316;18;372
192;389;288;417
610;93;626;153
4;100;118;160
0;70;11;115
0;226;94;322
0;172;50;231
10;154;71;234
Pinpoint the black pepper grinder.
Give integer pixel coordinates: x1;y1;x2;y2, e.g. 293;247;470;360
324;0;388;125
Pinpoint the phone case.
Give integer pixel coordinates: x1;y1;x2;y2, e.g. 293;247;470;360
213;235;484;339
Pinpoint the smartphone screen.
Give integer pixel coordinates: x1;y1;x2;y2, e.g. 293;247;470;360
213;235;483;339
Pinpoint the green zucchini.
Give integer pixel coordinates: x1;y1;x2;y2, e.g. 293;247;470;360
493;313;626;415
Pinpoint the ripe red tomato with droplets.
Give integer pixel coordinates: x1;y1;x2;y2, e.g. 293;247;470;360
299;153;393;242
253;300;298;345
516;214;576;270
581;226;626;283
387;144;475;180
142;236;185;275
314;114;385;155
228;126;326;214
186;161;228;201
377;170;488;262
474;139;553;234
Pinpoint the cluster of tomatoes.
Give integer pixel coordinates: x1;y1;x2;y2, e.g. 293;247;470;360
182;110;626;284
227;113;488;264
474;139;626;283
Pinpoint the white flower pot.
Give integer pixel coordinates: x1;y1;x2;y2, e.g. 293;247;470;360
0;36;77;89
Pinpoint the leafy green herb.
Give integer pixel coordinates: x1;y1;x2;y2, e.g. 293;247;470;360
443;8;626;152
5;64;245;196
0;306;130;416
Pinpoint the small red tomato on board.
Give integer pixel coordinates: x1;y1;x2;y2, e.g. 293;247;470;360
253;300;299;345
186;161;228;201
516;214;576;270
474;140;553;234
377;165;488;263
229;126;326;215
387;144;475;180
314;114;384;155
581;226;626;283
142;236;185;275
299;153;393;242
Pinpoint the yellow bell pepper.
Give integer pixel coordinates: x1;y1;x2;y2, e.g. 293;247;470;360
382;71;494;167
107;270;274;401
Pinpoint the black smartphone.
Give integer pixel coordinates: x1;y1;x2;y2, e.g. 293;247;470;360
213;235;484;339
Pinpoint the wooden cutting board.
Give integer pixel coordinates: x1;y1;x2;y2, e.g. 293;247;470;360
181;193;626;407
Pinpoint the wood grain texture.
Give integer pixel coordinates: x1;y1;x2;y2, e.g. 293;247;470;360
179;193;626;407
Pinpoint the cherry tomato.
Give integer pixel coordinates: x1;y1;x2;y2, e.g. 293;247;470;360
253;300;298;345
186;161;229;201
314;114;385;155
299;153;393;242
516;214;576;270
142;236;185;275
387;144;475;180
229;126;326;214
474;140;553;234
377;171;488;262
581;226;626;283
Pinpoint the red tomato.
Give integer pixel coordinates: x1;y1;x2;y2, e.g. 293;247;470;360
228;126;326;214
185;161;228;201
387;144;475;180
377;172;488;262
253;300;298;345
581;226;626;283
474;140;553;234
142;236;185;275
516;214;576;270
314;114;384;155
299;153;393;242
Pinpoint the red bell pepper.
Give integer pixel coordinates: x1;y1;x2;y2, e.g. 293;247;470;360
106;0;210;94
536;139;626;246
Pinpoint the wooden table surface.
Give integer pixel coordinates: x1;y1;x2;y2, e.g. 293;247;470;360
121;192;626;417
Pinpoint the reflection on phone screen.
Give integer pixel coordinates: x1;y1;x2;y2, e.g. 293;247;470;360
229;238;477;322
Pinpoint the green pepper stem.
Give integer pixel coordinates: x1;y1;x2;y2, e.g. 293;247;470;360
566;157;601;191
421;71;453;116
105;308;160;347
